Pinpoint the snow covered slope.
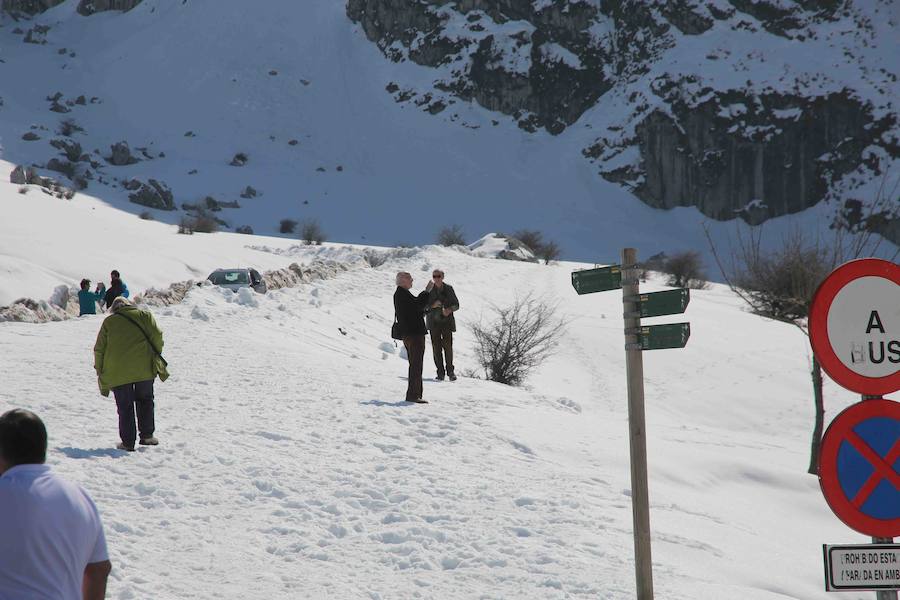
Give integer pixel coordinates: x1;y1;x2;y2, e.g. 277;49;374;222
0;0;894;267
0;154;888;599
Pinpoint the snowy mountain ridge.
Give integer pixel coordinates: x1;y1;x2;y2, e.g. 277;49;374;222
0;0;896;265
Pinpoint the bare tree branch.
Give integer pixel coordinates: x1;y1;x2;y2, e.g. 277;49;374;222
471;294;565;386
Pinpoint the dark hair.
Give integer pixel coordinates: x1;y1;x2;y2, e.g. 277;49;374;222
80;278;90;290
0;409;48;466
111;270;120;278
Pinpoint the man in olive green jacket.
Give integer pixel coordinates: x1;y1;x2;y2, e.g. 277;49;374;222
425;269;460;381
93;297;168;451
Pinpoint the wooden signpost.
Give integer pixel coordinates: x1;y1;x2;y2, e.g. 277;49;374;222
572;248;691;600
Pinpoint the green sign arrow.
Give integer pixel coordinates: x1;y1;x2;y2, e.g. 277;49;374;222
571;265;622;295
637;289;690;318
637;322;690;350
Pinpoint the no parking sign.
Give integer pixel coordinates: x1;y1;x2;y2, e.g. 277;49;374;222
819;399;900;538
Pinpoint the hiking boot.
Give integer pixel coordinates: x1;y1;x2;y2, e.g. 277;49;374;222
448;373;457;381
435;375;445;381
116;442;135;452
139;437;159;446
406;398;428;404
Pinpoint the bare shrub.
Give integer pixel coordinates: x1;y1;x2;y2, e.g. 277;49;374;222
177;217;194;235
662;251;708;289
471;294;564;386
513;229;543;254
708;225;893;324
436;224;466;246
458;367;481;380
538;240;561;264
50;183;75;200
512;229;562;264
177;209;219;234
732;236;832;322
192;209;219;233
705;214;898;475
235;225;254;235
299;219;325;245
362;249;388;268
637;252;667;280
279;218;298;234
58;119;83;136
47;159;76;179
139;211;154;220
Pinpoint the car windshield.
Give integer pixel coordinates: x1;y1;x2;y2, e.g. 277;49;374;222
209;270;249;285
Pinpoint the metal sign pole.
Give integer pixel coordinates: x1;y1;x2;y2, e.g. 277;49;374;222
862;394;898;600
622;248;654;599
873;536;899;600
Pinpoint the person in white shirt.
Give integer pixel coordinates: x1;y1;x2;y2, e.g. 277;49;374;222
0;408;112;600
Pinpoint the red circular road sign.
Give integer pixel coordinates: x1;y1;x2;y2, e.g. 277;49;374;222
818;399;900;537
809;258;900;395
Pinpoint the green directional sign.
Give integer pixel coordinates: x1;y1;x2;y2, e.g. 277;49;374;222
637;322;690;350
637;289;690;318
571;265;622;295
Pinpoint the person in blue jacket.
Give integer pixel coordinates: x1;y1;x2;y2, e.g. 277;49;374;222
78;279;106;316
103;270;129;309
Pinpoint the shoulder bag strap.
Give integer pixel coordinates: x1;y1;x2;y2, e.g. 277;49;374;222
116;312;168;366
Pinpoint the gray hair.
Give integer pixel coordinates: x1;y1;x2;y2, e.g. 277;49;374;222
395;272;411;286
111;296;134;311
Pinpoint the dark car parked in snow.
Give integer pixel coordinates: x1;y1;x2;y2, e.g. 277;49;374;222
207;268;267;294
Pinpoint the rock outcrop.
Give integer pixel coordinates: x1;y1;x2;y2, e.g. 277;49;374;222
10;165;36;185
348;0;611;133
348;0;899;240
9;165;75;198
3;0;141;15
3;0;65;16
108;141;139;166
589;87;897;225
77;0;143;15
50;138;84;162
128;179;175;210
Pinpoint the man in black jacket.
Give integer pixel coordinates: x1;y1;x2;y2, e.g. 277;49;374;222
103;270;130;309
425;269;460;381
393;272;433;403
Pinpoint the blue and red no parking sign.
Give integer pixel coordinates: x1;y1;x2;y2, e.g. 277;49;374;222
818;399;900;538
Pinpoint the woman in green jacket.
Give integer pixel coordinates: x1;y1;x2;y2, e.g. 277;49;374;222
93;297;169;451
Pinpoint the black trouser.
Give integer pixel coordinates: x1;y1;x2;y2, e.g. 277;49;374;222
402;335;425;401
430;328;454;377
113;380;155;446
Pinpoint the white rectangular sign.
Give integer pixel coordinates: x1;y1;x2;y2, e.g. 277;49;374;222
824;544;900;591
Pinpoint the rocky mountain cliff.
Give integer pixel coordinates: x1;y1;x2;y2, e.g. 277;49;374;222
1;0;896;254
347;0;899;240
3;0;141;16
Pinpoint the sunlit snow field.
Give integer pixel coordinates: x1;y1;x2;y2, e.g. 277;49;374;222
0;173;885;600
